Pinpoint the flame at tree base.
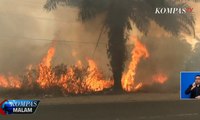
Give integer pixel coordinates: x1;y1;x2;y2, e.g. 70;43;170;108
122;37;149;92
0;37;169;96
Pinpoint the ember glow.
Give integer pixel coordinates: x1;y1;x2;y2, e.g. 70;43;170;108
152;73;168;84
122;37;149;92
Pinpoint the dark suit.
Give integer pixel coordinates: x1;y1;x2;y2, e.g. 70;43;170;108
185;84;200;98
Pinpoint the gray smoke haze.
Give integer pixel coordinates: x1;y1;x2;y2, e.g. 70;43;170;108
0;0;200;93
49;1;200;92
0;0;111;75
126;1;200;92
136;36;192;92
51;7;111;75
125;21;194;92
0;0;56;74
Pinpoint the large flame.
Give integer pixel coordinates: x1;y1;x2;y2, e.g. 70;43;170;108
122;37;149;92
37;47;56;89
35;46;113;94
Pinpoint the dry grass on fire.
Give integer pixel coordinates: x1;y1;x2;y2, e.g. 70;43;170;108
0;38;172;99
0;63;114;99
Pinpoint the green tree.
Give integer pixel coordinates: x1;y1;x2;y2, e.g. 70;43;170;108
44;0;195;91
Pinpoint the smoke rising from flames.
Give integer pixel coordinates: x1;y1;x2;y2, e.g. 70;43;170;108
0;36;171;95
1;2;199;95
0;43;114;94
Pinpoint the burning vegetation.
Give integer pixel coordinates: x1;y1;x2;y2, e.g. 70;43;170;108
122;37;149;92
0;45;114;96
0;37;168;96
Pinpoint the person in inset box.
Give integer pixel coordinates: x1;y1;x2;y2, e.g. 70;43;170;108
185;75;200;99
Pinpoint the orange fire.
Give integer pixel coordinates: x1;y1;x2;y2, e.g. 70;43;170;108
37;47;56;89
35;45;113;94
122;37;149;92
0;74;21;89
58;59;114;94
152;73;168;84
0;38;169;94
41;47;55;68
84;59;114;92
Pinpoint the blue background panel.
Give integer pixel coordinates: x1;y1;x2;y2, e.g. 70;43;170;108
180;72;200;99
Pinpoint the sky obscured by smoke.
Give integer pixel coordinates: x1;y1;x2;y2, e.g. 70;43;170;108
0;0;109;74
0;0;200;90
0;0;56;74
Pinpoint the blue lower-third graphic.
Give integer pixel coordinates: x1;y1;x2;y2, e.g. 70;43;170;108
0;100;40;115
